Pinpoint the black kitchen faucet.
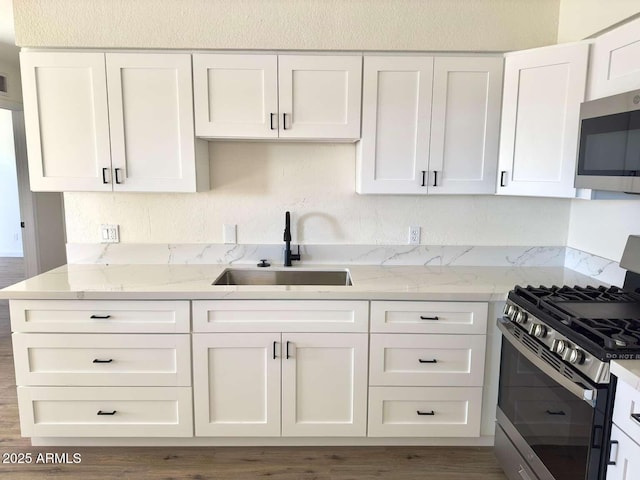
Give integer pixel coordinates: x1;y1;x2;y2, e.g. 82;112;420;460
283;211;301;267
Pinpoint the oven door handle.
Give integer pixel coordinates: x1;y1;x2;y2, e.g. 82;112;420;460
498;319;597;407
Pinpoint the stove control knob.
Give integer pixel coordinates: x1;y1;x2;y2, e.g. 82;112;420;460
566;348;585;365
529;324;547;338
515;310;528;324
552;339;567;355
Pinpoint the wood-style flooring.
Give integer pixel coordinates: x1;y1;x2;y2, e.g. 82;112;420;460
0;257;507;479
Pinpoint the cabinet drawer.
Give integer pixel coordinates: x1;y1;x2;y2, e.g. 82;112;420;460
608;424;640;480
370;301;487;334
368;386;482;437
613;379;640;441
17;386;193;437
12;334;191;386
10;300;190;333
369;334;486;387
193;300;368;332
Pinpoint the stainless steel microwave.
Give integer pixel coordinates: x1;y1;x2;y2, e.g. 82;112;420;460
574;88;640;193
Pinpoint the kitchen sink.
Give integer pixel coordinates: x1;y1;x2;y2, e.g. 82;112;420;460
213;268;353;286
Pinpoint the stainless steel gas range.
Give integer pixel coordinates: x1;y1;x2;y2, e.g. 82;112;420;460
495;236;640;480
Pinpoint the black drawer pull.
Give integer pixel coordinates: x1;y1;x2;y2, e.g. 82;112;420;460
90;314;111;319
93;359;113;364
419;316;439;321
102;167;109;184
421;170;426;187
500;170;507;187
416;410;435;416
97;410;117;416
286;341;291;359
273;341;277;360
608;440;619;465
545;410;566;416
114;168;123;184
418;359;438;364
631;413;640;424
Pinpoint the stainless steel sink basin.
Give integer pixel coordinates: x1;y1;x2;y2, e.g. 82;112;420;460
213;268;352;286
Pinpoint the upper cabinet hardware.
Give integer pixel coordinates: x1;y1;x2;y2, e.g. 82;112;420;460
419;316;439;320
270;113;276;130
97;410;117;416
286;341;291;359
114;168;123;184
607;440;619;466
273;341;278;360
500;171;507;187
283;113;289;130
631;413;640;424
92;359;114;364
90;314;111;319
421;170;426;187
102;167;109;184
416;410;435;416
418;358;438;364
433;171;438;187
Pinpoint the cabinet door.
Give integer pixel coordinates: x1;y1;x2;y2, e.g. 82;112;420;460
278;55;362;139
192;333;281;437
281;333;368;437
193;54;278;138
607;424;640;480
20;52;112;192
356;56;433;194
430;57;503;194
497;43;589;198
106;53;200;192
588;17;640;100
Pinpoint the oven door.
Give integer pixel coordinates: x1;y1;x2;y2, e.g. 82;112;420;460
496;319;608;480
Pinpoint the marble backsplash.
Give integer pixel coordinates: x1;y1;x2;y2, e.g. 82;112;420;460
66;243;628;286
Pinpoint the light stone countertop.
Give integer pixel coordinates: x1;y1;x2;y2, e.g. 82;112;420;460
611;360;640;392
0;263;604;301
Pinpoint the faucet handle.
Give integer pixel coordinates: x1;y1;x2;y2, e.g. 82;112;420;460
291;245;301;262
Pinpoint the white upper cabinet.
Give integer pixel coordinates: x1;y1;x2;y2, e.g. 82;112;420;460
21;51;208;192
356;55;503;195
105;54;207;192
357;56;434;194
588;17;640;100
193;54;362;140
429;57;503;195
497;43;589;198
21;52;112;192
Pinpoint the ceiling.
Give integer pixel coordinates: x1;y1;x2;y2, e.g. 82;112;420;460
0;0;18;66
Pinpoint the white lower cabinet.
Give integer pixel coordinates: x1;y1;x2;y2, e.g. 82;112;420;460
192;300;369;437
10;300;193;438
608;378;640;479
368;301;488;438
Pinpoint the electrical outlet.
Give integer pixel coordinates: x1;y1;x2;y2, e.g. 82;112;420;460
409;226;421;245
223;224;237;244
100;224;120;243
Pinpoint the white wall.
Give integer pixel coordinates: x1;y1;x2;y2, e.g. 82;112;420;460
65;142;572;246
13;0;560;52
0;108;22;256
558;0;640;42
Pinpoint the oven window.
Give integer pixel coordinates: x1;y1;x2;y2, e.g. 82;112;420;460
578;111;640;176
498;340;594;480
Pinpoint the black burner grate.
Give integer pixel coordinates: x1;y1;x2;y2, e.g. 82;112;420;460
510;285;640;360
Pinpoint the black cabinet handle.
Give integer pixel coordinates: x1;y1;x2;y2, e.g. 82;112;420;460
286;341;291;359
500;171;507;187
421;170;426;187
283;113;289;130
102;167;109;184
90;314;111;319
433;171;438;187
545;410;566;416
607;440;619;465
416;410;435;416
114;168;123;184
419;316;439;321
97;410;117;416
418;359;438;364
270;113;276;130
631;413;640;424
273;341;277;360
92;359;113;364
